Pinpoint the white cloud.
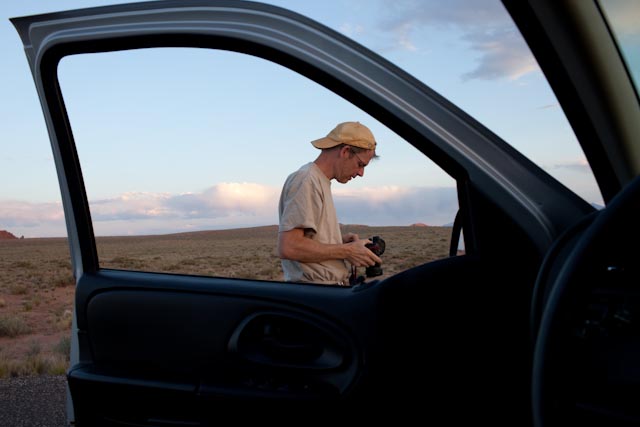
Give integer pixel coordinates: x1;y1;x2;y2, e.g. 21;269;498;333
334;185;458;226
339;22;365;38
378;0;538;81
91;183;280;222
549;158;591;173
381;0;508;31
0;200;65;236
91;192;174;221
0;183;458;237
460;28;538;81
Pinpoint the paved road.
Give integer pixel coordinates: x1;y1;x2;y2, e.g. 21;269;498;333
0;375;67;427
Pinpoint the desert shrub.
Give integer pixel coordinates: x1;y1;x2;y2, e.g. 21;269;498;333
48;357;69;375
51;308;73;332
0;316;31;337
54;335;71;359
0;351;68;378
9;283;28;295
54;274;74;288
27;340;41;357
161;263;182;271
0;353;15;378
10;261;35;269
32;294;42;307
54;259;72;269
24;355;52;376
108;256;146;269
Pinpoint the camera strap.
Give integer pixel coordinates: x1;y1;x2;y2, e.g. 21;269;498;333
349;266;365;286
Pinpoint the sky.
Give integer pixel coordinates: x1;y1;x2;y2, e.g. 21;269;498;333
1;0;634;238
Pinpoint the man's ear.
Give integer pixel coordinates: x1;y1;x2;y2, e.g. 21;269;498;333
339;145;351;158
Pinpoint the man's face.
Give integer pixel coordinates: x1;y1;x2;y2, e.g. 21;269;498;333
336;148;374;184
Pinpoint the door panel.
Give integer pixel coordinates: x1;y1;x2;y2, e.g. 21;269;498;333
68;270;370;423
79;286;360;393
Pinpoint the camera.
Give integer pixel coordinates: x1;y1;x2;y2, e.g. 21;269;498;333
364;235;385;277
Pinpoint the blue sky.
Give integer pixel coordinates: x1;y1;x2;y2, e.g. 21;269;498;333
3;0;631;237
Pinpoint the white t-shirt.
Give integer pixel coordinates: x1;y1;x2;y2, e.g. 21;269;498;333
278;162;349;285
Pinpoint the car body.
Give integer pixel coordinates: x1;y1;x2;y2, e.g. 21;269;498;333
11;0;639;425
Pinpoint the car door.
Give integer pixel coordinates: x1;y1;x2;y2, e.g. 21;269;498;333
12;1;597;425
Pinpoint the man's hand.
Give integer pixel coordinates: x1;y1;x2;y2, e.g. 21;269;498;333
345;238;382;268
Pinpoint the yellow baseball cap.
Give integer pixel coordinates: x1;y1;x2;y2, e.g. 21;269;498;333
311;121;377;150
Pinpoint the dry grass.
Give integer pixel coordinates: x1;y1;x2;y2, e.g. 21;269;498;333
0;237;75;378
0;224;451;377
96;224;452;280
0;316;32;338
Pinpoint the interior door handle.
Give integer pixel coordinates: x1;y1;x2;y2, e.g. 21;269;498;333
228;312;345;370
260;324;323;362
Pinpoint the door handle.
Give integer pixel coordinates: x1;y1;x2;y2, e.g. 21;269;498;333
260;323;323;362
228;312;345;369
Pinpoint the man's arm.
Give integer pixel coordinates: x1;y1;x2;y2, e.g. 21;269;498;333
278;228;382;267
342;232;358;243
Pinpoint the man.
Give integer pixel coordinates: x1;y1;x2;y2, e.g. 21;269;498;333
277;121;382;286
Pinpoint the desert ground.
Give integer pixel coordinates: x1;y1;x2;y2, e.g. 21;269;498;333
0;224;452;377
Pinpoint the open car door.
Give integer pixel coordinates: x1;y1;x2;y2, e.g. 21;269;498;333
12;1;600;425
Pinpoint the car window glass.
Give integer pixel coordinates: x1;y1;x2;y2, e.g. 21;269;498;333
598;0;640;98
58;48;458;281
267;0;604;207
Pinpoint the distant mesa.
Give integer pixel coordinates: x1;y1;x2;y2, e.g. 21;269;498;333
0;230;18;240
410;222;428;227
